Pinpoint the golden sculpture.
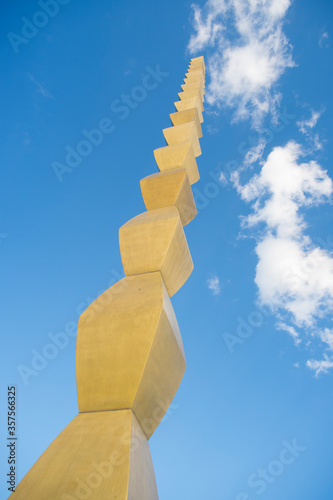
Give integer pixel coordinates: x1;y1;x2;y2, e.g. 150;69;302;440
10;55;205;499
140;169;197;226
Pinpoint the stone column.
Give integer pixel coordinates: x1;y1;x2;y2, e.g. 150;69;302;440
11;55;206;500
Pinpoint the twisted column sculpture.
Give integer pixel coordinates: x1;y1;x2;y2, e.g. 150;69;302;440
11;55;205;500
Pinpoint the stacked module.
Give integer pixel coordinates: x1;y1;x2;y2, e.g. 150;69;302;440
10;56;205;500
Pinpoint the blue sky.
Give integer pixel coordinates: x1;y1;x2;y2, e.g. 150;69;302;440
1;0;333;498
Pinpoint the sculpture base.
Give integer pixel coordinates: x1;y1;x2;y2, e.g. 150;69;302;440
10;410;159;499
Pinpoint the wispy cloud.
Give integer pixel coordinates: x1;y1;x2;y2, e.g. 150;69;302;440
28;73;53;99
276;322;301;346
297;108;325;151
188;0;294;127
206;123;219;134
307;355;333;377
297;109;323;134
207;275;221;295
307;329;333;377
319;328;333;351
243;137;267;169
234;141;333;372
219;172;228;184
319;31;329;49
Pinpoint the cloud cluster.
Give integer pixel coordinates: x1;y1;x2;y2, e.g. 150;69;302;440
234;141;333;373
188;0;294;126
188;2;332;375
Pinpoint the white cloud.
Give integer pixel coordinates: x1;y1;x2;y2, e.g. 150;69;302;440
297;109;323;134
297;109;325;151
307;355;333;377
319;31;329;49
320;328;333;351
312;134;324;151
207;275;221;295
188;0;294;127
243;137;266;168
188;2;225;53
219;172;228;184
276;322;301;345
236;142;332;239
254;237;333;325
234;141;333;372
206;124;219;134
